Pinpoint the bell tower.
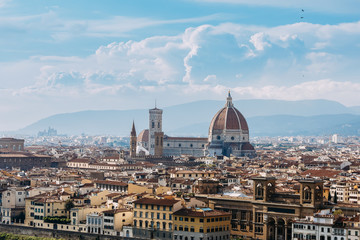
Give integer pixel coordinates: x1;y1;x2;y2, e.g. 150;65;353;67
299;179;323;208
252;177;276;202
130;121;137;158
149;102;163;156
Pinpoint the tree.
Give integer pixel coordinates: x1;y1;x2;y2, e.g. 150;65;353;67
333;209;343;215
334;191;338;204
65;200;75;218
328;191;332;202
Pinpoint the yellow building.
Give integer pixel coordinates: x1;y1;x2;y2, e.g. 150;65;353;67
24;194;67;227
173;208;231;240
128;183;153;194
101;209;133;235
90;190;110;206
133;197;182;239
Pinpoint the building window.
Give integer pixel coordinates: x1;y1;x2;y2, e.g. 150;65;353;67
217;136;221;140
190;144;193;147
152;122;155;128
231;136;234;140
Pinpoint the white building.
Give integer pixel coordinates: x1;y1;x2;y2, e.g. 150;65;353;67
293;209;360;240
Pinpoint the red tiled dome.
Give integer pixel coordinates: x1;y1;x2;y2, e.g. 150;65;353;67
209;93;249;132
138;129;149;142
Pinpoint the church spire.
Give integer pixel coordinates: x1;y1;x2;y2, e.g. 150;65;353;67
131;121;136;137
226;90;233;107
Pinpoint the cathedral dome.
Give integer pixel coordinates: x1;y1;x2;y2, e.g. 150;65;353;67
209;92;248;133
138;129;149;143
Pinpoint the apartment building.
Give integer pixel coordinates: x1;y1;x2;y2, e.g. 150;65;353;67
132;197;182;239
173;208;231;240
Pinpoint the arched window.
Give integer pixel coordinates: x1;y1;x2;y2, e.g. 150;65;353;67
152;121;154;128
303;186;312;201
158;122;160;128
255;183;264;199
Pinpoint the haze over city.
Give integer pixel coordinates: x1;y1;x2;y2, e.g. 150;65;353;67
1;0;360;131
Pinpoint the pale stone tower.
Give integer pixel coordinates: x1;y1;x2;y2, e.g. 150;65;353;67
149;103;163;156
130;121;137;158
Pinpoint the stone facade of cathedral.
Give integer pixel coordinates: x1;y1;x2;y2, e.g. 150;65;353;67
133;91;255;158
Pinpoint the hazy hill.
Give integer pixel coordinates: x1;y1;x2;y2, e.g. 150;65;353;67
17;99;360;136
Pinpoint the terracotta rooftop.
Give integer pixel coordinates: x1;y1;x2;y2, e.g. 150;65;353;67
95;180;128;186
133;197;179;206
173;208;231;217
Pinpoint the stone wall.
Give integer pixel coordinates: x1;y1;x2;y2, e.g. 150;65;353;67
0;224;137;240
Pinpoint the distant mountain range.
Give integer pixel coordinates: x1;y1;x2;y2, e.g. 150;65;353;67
16;99;360;137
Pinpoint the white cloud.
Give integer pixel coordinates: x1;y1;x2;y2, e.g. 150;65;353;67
249;32;271;51
1;19;360;131
0;11;224;41
8;20;360;97
204;74;217;82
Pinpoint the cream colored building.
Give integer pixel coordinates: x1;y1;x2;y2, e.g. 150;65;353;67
170;170;216;179
132;197;182;239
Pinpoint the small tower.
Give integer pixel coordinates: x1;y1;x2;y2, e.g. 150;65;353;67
252;177;276;202
299;179;323;208
226;90;233;107
154;131;164;156
130;121;137;158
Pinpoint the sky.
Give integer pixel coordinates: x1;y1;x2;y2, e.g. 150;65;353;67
1;0;360;131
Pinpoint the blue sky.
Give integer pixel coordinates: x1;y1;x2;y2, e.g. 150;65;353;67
1;0;360;131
